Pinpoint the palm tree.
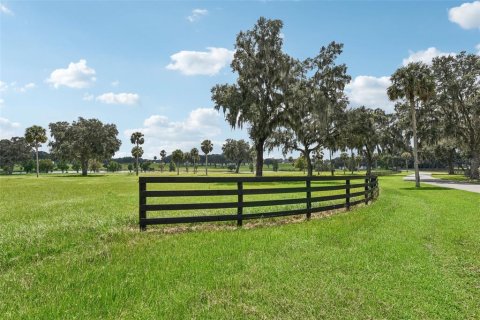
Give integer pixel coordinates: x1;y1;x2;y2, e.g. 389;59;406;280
387;62;435;187
25;125;48;178
201;140;213;175
130;132;144;176
171;149;184;175
401;152;412;172
159;149;167;172
340;152;349;175
190;148;200;174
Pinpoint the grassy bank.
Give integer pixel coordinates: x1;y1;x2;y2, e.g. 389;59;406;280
0;173;479;319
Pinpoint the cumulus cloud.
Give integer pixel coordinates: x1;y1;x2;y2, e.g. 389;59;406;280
448;1;480;29
0;3;13;15
166;47;234;76
124;108;222;157
402;47;456;66
187;8;208;22
96;92;139;105
46;59;96;89
345;76;395;113
0;117;21;138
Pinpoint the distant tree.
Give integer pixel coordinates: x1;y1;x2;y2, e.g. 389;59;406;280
89;159;102;173
0;137;31;174
153;156;157;163
25;125;48;178
222;139;250;173
169;161;176;172
39;159;54;173
131;146;144;174
183;151;191;173
347;107;388;175
201;140;213;175
212;17;295;176
190;148;200;174
388;62;435;187
432;52;479;179
127;163;133;173
107;161;122;172
401;152;412;172
294;156;306;174
57;160;69;173
272;160;279;172
22;159;35;174
159;149;167;172
171;149;184;175
72;161;81;173
49;118;121;176
141;161;151;172
130;132;144;176
340;152;349;174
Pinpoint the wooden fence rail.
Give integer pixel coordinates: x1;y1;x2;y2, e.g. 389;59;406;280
139;175;379;231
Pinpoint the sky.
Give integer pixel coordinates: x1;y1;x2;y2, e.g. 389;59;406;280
1;0;479;159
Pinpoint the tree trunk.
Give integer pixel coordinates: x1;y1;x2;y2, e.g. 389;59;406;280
447;149;455;175
410;98;420;187
177;163;180;175
330;150;334;176
255;139;265;177
35;145;39;178
305;150;313;176
235;160;242;174
350;151;354;175
471;150;479;179
205;154;208;175
81;159;88;176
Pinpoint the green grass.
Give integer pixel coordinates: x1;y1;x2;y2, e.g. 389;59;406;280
0;172;479;319
431;173;480;184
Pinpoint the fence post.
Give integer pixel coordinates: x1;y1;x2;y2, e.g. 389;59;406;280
139;178;147;231
346;179;350;210
237;181;243;227
306;179;311;220
365;177;369;204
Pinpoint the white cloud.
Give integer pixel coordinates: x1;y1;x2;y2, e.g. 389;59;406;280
0;81;36;93
83;93;94;101
402;47;455;66
0;3;13;15
476;44;480;55
96;92;139;105
15;82;36;93
0;98;4;107
187;8;208;22
346;76;395;113
111;80;120;87
46;59;96;88
448;1;480;29
166;47;234;76
0;117;21;138
124;108;222;158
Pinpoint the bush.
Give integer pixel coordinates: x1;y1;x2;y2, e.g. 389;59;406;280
227;164;236;172
169;162;176;172
39;159;54;173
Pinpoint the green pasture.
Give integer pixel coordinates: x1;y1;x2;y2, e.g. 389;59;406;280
0;172;479;319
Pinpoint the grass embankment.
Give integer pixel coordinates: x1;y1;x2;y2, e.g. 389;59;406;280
0;172;479;319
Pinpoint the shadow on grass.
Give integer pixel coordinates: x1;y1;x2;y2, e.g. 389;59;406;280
400;187;451;191
48;174;107;178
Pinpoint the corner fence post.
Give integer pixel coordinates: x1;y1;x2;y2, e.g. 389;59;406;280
346;179;351;210
237;181;243;227
306;179;311;220
365;177;369;204
139;178;147;231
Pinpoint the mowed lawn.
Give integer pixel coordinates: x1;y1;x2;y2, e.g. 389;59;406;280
0;172;479;319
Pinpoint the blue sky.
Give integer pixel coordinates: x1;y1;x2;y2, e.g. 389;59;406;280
1;1;479;158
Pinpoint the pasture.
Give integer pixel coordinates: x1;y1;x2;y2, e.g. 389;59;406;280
1;172;479;319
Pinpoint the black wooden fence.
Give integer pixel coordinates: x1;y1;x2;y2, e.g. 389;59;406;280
139;175;379;231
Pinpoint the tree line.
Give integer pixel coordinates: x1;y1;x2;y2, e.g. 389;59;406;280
210;17;479;184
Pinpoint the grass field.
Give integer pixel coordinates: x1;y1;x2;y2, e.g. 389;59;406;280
1;172;479;319
431;172;480;184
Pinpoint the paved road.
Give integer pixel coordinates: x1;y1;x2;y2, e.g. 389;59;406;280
403;172;480;194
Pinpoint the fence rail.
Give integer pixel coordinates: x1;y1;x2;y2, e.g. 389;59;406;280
139;175;379;231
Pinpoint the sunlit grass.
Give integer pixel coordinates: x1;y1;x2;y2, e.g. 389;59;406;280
0;172;478;319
